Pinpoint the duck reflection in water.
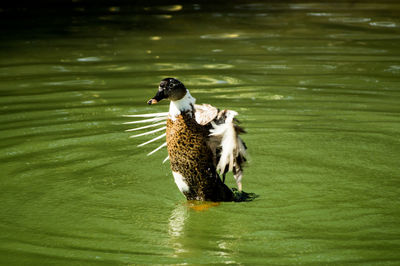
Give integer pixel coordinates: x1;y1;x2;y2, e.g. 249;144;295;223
167;202;239;262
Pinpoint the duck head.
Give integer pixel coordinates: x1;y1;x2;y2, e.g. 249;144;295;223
148;78;187;105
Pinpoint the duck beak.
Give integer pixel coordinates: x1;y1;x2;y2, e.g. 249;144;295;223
147;98;158;105
147;89;166;105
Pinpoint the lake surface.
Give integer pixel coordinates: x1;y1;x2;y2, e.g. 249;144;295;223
1;0;399;264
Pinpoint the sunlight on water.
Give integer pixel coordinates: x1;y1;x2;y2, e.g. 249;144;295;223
0;0;399;264
200;33;241;39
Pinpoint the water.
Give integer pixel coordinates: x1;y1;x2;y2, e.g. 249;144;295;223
1;0;399;264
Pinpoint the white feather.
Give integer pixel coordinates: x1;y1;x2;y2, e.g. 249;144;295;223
172;171;189;193
163;156;169;164
209;110;240;173
129;126;166;138
122;112;168;118
123;116;166;124
147;142;167;156
137;133;166;147
169;90;196;121
125;121;165;132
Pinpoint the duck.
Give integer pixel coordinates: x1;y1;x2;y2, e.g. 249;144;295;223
125;78;248;202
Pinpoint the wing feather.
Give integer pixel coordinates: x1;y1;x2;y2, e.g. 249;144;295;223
124;112;168;158
194;104;218;125
208;109;247;191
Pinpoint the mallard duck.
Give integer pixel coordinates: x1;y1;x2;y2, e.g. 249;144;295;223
125;78;247;202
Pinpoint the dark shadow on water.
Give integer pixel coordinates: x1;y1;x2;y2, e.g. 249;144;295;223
184;190;258;211
232;188;259;202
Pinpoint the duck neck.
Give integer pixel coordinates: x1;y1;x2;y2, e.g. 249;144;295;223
169;90;196;120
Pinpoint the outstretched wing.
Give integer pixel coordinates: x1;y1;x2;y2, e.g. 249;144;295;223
209;110;247;191
123;112;169;162
195;105;248;191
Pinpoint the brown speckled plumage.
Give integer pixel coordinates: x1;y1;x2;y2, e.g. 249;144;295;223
166;111;234;201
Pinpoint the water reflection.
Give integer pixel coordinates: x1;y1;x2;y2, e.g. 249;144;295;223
328;17;371;23
150;36;162;41
200;33;241;39
77;57;102;62
52;66;70;72
153;63;233;71
44;80;95;86
168;203;188;257
145;5;183;12
154;15;172;19
307;12;334;17
214;93;284;101
385;65;400;73
187;76;241;86
370;21;397;28
167;202;238;263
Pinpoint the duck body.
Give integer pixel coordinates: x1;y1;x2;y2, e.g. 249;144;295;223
166;111;234;201
126;77;248;202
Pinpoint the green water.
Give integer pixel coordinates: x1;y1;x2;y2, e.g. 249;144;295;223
1;1;399;265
